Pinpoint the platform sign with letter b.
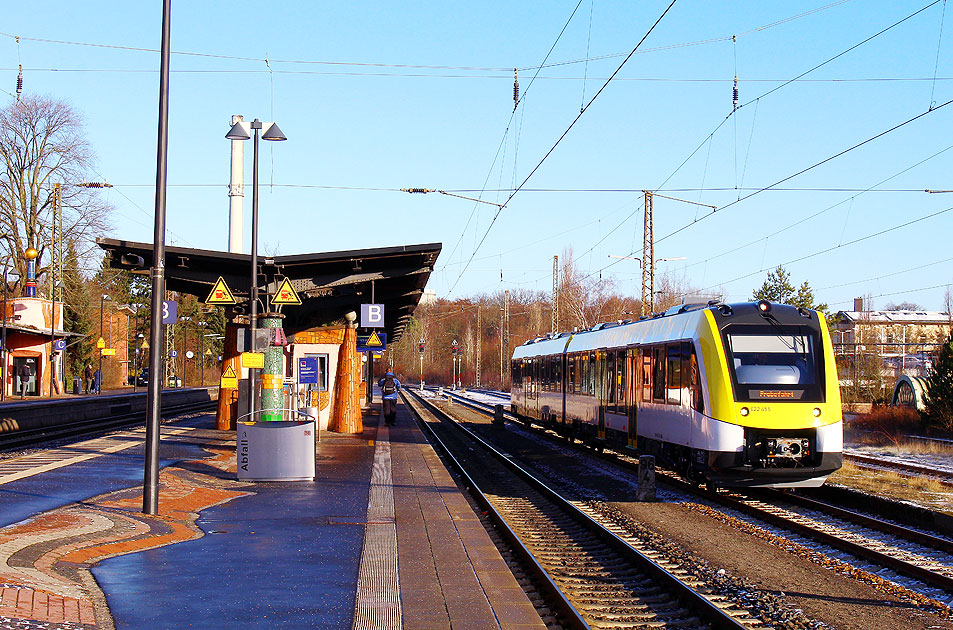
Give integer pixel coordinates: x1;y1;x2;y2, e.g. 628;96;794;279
361;304;384;328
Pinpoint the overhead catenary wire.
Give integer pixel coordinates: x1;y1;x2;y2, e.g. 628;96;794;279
576;104;953;292
675;204;953;304
445;0;679;297
673;142;953;276
653;0;943;194
930;0;949;109
0;2;852;77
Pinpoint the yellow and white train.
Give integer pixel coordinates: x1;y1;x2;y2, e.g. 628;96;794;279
510;300;842;487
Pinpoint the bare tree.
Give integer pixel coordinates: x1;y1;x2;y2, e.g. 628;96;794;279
559;247;617;329
0;95;111;293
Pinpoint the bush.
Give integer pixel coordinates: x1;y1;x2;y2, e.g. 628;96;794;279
848;404;924;442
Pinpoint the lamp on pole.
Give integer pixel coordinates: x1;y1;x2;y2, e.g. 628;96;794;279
418;338;425;391
226;117;287;420
179;316;192;387
196;322;208;385
1;263;20;402
135;332;145;391
99;293;111;394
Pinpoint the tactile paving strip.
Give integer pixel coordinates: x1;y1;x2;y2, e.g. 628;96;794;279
352;421;401;630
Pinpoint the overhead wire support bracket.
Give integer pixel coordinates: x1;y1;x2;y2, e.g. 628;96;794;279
401;187;505;209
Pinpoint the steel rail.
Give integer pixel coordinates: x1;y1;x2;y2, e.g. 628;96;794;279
404;388;754;630
844;452;953;486
446;389;953;595
0;395;216;451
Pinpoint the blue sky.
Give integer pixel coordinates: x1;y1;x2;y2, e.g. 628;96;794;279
3;0;953;311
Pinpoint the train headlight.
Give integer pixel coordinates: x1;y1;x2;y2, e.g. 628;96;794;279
812;407;822;417
739;406;749;417
757;300;772;314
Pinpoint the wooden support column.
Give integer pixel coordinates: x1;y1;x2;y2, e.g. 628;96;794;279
330;323;363;433
216;321;241;430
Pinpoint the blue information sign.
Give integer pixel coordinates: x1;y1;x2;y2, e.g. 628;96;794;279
162;300;178;324
53;339;66;351
299;357;318;384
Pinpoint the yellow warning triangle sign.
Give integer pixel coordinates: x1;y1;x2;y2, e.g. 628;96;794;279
271;277;302;305
366;331;383;347
222;364;237;379
205;276;237;305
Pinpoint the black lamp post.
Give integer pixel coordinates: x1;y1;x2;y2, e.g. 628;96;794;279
197;321;208;386
225;117;286;420
179;316;191;387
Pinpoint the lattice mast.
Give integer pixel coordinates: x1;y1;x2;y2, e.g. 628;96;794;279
476;305;482;388
504;290;510;388
165;291;176;387
641;191;654;316
552;255;559;333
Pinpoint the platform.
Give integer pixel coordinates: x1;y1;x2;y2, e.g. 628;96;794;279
0;395;545;629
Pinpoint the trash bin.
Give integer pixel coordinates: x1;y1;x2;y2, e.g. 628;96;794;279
73;378;81;395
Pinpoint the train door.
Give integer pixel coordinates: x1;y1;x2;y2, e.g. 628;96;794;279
530;358;540;419
561;352;569;426
626;347;639;448
598;350;610;440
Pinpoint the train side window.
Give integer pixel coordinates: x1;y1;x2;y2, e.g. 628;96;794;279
667;344;681;405
690;346;705;413
568;354;576;394
641;348;652;402
606;351;616;406
652;346;666;403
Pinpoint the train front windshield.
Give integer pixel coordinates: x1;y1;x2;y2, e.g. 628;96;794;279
725;326;823;402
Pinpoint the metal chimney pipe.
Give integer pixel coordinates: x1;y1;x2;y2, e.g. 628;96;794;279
228;114;245;253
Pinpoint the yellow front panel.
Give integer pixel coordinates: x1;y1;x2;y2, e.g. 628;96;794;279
699;310;843;430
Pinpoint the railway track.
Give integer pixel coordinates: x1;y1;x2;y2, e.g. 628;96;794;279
440;388;953;600
0;394;217;451
843;452;953;486
403;388;759;630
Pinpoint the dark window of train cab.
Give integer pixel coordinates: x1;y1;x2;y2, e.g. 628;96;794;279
723;325;823;402
652;346;666;402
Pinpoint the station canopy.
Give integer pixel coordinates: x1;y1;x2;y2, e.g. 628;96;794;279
97;238;441;342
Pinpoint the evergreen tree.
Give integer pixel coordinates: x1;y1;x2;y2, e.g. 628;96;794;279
924;335;953;431
752;265;827;312
62;239;94;383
